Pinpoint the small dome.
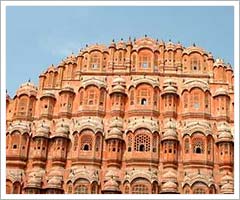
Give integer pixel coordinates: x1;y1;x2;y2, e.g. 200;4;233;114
221;174;233;183
105;170;120;182
52;123;69;138
218;131;232;139
162;129;178;141
34;124;50;138
175;42;183;50
109;40;116;48
103;178;120;191
47;177;62;189
40;92;56;100
214;58;225;67
162;181;177;190
221;183;234;194
163;170;177;179
112;77;126;85
159;40;165;46
162;170;177;182
64;53;77;64
106;127;122;140
165;120;176;129
165;41;175;50
111;84;126;94
16;81;38;97
213;87;228;97
163;85;177;94
116;40;126;49
59;85;75;94
58;59;66;67
218;123;231;133
109;119;123;128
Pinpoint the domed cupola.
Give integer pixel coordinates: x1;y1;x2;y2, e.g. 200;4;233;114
106;127;123;140
161;80;179;117
116;39;126;50
45;168;64;194
213;58;226;68
110;77;127;117
220;182;234;194
175;41;183;50
216;123;233;143
16;81;38;97
213;87;229;97
102;177;121;194
162;170;177;183
64;53;77;64
165;40;175;51
50;121;70;163
52;122;70;139
160;181;178;194
111;76;126;95
34;123;50;139
216;122;234;167
162;79;178;96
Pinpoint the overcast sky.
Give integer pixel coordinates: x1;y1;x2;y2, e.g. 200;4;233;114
6;6;234;97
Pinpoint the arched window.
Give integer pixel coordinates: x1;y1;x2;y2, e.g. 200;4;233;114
191;57;200;71
184;138;189;154
79;89;84;105
119;51;123;61
95;135;101;152
18;96;28;114
134;133;150;152
67;184;72;194
127;134;133;152
125;185;130;194
13;182;21;194
132;55;136;67
73;134;78;151
85;86;98;105
193;139;204;154
90;53;100;69
99;88;105;106
191;91;200;109
80;134;93;151
141;98;147;105
193;188;205;194
11;131;21;149
75;185;88;194
139;50;151;69
183;92;188;109
137;86;151;106
91;182;98;194
152;133;158;153
131;179;150;194
130;88;134;105
132;184;149;194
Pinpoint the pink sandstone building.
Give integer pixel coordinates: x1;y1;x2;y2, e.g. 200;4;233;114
6;36;234;194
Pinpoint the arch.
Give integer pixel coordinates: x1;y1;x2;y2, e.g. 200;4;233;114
131;177;151;194
134;130;151;152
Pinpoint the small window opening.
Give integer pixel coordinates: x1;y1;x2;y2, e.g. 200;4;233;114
83;144;89;151
139;144;145;152
196;147;202;154
141;98;147;105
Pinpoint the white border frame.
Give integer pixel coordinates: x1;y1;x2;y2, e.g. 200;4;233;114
1;1;239;199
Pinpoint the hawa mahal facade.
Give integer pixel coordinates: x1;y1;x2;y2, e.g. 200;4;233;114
6;36;234;194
